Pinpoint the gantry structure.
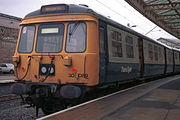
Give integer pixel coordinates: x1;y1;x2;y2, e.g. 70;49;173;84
125;0;180;39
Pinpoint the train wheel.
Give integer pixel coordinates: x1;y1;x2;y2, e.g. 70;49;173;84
9;70;14;74
41;99;66;115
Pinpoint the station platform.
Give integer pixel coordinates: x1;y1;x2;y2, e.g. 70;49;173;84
0;79;15;83
0;74;15;83
38;75;180;120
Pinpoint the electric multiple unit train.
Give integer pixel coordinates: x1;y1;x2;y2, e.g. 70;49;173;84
11;4;180;114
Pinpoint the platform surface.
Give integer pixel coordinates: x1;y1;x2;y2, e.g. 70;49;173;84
39;75;180;120
0;74;15;83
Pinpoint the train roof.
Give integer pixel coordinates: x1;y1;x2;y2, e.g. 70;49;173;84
25;4;94;18
24;4;172;49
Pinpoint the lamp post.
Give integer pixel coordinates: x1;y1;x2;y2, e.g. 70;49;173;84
127;23;137;28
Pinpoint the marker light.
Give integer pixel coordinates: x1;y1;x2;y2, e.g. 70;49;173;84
72;68;76;72
49;56;55;60
22;67;25;71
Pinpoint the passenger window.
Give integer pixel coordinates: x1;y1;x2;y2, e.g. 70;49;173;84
66;22;86;52
111;31;121;41
148;44;153;61
179;53;180;63
175;52;178;60
168;51;172;63
126;36;134;58
111;30;122;57
154;46;158;61
158;47;163;62
112;41;122;57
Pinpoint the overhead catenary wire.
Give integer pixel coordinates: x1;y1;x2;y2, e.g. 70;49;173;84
115;0;155;28
114;0;159;38
95;0;136;25
95;0;158;39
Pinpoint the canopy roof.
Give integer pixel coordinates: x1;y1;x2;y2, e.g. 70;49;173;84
125;0;180;39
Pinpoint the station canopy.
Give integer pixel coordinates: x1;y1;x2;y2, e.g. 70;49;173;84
125;0;180;39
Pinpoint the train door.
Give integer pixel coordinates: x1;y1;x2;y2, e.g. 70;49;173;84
138;37;144;77
164;47;167;74
172;50;175;72
99;21;108;83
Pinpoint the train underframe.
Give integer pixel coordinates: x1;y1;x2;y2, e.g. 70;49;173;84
11;82;88;115
11;72;177;116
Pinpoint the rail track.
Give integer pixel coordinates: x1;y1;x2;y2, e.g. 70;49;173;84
0;94;22;105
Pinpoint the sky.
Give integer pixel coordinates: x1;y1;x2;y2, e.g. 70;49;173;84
0;0;178;40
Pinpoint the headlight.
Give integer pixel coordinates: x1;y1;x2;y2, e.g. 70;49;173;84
39;64;55;76
50;67;54;74
41;67;47;74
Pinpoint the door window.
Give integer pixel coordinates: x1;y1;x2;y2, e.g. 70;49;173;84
66;22;86;52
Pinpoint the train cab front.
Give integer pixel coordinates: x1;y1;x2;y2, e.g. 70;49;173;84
11;4;100;114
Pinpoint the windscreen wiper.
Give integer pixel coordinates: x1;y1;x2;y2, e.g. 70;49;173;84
68;21;81;42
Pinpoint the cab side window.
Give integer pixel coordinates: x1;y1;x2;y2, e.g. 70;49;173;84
99;27;105;54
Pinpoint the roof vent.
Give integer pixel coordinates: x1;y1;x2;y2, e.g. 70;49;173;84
79;4;89;7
